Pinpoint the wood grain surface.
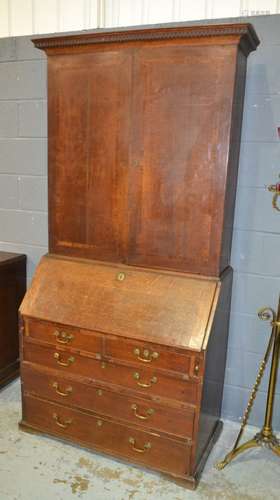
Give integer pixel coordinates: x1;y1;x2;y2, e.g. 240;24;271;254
22;363;195;440
0;252;26;389
18;22;259;488
42;23;259;276
20;255;219;351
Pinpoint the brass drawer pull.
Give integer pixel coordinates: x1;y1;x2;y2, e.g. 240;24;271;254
268;176;280;211
54;330;74;345
54;352;75;367
53;412;72;429
129;437;151;453
52;382;72;397
133;348;159;363
131;404;154;420
133;372;157;388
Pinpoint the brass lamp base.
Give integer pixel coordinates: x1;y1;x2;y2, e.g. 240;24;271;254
217;429;280;470
216;298;280;470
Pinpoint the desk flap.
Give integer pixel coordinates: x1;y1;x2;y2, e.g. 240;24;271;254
20;255;220;351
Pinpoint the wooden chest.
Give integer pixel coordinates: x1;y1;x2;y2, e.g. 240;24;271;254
0;252;26;389
20;255;232;487
19;22;259;489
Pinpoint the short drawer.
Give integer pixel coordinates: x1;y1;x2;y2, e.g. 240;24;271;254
105;336;201;377
22;363;195;440
23;340;103;379
21;394;191;477
24;317;102;356
23;341;200;405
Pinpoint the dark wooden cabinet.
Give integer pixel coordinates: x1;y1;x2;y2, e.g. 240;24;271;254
43;23;259;277
0;252;26;389
19;23;259;489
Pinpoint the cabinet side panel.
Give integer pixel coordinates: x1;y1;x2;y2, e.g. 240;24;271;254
220;49;247;273
194;267;233;469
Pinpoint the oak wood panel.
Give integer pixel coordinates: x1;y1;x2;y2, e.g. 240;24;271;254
21;394;192;477
33;24;259;54
24;318;102;355
23;340;200;405
24;316;201;378
20;255;219;351
22;363;195;439
105;335;197;376
48;49;132;261
127;43;237;276
36;23;259;276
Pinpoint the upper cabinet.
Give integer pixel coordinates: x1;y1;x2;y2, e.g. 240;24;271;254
34;23;259;276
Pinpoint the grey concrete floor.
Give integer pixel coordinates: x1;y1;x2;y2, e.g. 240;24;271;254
0;380;280;499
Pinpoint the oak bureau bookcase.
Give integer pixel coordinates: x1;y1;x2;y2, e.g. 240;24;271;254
19;23;259;488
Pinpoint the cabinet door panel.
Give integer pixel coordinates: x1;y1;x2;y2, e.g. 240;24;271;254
49;49;132;261
127;43;236;275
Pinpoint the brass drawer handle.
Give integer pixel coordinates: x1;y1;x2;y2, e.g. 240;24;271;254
131;404;154;420
54;352;75;367
133;348;159;363
54;330;74;345
129;437;151;453
53;412;72;429
268;176;280;211
52;382;73;397
133;372;157;388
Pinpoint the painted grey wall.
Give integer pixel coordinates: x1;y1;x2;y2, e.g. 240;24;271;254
0;15;280;429
0;36;48;279
223;15;280;428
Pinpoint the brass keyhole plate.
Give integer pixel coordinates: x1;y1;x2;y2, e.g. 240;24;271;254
117;272;126;281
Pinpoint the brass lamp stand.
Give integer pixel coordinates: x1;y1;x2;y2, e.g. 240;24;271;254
216;296;280;469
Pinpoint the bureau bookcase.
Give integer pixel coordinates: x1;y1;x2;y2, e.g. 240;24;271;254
19;23;259;488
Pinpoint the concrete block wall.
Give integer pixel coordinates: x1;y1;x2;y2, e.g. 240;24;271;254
0;37;48;281
223;14;280;428
0;14;280;428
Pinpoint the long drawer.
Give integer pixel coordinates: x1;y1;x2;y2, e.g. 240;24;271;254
23;340;200;405
21;394;191;477
22;363;195;440
24;318;202;379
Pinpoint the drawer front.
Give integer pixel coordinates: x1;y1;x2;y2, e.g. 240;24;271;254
22;394;191;476
24;318;102;356
23;341;199;405
105;336;199;376
23;341;102;379
22;364;195;439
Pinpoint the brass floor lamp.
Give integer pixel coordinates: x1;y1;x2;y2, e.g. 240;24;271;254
217;296;280;469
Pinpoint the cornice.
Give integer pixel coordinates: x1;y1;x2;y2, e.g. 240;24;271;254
33;23;260;55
